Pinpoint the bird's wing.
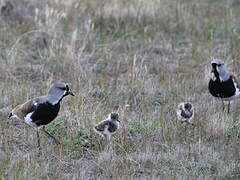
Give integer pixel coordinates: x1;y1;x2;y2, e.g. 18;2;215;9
230;73;240;88
12;97;41;119
95;120;109;132
181;110;193;119
103;125;110;135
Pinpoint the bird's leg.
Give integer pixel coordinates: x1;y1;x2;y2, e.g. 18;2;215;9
103;126;111;141
221;99;225;112
105;134;111;141
41;126;60;145
103;133;111;141
185;119;194;126
227;101;231;114
36;129;41;148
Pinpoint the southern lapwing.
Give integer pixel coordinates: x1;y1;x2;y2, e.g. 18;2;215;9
8;82;74;147
208;59;240;113
176;102;194;125
94;112;120;140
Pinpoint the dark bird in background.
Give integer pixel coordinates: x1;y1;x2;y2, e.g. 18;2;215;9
94;112;120;140
176;102;194;125
8;82;74;147
208;58;240;113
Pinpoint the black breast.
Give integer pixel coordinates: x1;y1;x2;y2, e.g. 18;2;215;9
30;102;60;126
108;121;118;133
208;78;236;98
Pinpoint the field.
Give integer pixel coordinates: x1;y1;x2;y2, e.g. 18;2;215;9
1;0;240;179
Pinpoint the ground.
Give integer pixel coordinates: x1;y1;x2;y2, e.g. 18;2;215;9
1;0;240;179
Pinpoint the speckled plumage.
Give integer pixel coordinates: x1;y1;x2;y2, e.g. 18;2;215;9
94;112;120;140
177;102;194;125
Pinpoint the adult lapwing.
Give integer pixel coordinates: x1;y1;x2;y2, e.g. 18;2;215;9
94;112;120;140
208;59;240;113
8;82;74;147
176;102;194;125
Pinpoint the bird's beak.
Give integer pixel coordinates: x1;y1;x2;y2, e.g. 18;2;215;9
67;90;75;96
8;113;13;118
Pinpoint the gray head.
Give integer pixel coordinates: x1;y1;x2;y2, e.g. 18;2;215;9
109;112;120;122
211;59;230;81
47;82;74;105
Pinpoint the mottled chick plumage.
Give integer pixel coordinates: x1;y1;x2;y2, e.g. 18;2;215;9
176;102;194;125
94;112;120;140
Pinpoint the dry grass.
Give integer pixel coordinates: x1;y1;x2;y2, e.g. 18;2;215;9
1;0;240;179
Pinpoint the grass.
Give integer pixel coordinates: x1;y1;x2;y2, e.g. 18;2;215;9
1;0;240;179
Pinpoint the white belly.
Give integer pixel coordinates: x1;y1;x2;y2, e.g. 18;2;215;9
24;112;36;127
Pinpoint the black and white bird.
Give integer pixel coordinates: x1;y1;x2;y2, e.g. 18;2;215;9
94;112;120;140
8;82;74;147
208;59;240;113
176;102;194;125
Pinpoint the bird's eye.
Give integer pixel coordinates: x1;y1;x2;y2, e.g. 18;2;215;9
66;85;69;91
217;64;222;67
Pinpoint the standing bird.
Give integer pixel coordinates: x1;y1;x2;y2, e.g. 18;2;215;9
94;112;120;140
176;102;194;125
8;82;74;147
208;59;240;113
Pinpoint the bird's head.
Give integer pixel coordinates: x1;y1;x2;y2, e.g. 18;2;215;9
109;112;120;122
178;102;193;111
47;82;75;105
184;103;192;111
210;59;229;81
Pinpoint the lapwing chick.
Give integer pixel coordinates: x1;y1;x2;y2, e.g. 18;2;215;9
208;59;240;113
8;82;74;147
94;112;120;140
176;102;194;125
